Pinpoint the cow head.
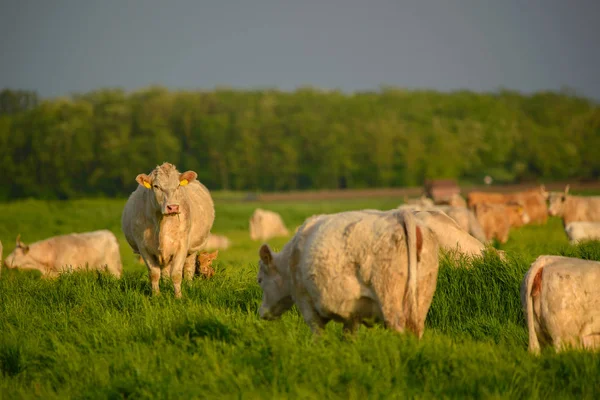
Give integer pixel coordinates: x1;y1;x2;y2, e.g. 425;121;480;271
548;185;569;217
507;201;530;226
257;244;293;320
136;163;197;216
4;234;32;269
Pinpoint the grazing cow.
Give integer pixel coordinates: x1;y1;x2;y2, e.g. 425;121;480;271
204;233;231;250
521;255;600;353
467;185;548;225
397;204;487;244
548;185;600;226
4;231;122;277
249;208;289;241
565;222;600;244
433;206;488;243
409;209;498;260
121;162;215;298
257;209;440;337
403;195;435;208
196;250;218;279
473;203;530;243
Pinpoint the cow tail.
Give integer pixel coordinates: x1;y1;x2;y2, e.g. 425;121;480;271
522;257;544;353
403;211;420;336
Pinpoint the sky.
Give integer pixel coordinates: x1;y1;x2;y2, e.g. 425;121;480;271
1;0;599;100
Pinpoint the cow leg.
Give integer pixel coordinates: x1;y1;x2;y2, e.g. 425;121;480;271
169;253;188;299
182;253;197;281
161;266;171;281
139;250;162;296
343;318;360;335
371;273;407;334
295;294;327;334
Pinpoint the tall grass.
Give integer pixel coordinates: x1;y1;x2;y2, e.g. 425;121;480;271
1;196;599;399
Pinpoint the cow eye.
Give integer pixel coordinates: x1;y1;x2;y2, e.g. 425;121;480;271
153;185;159;190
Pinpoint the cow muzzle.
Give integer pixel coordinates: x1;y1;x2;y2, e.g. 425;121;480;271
163;204;180;215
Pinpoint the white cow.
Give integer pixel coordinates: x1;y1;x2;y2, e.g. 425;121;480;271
521;255;600;353
565;222;600;244
249;208;289;241
257;209;440;337
121;162;215;297
4;231;122;277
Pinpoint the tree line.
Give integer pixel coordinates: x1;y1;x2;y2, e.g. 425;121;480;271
0;87;598;200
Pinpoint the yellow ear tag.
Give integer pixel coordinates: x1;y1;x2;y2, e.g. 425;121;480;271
143;181;151;189
180;179;189;186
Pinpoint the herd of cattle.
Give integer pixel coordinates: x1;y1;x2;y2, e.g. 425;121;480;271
1;162;599;354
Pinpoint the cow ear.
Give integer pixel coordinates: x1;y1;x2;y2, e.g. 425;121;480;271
259;244;273;266
564;185;570;195
179;171;197;186
16;235;29;253
136;174;152;189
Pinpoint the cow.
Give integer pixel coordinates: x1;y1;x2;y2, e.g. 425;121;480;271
435;193;468;208
196;250;218;279
433;206;488;243
565;222;600;244
257;209;440;337
397;204;487;244
548;185;600;226
249;208;289;241
467;185;548;225
204;233;231;250
409;209;503;260
4;230;122;277
521;255;600;353
121;162;215;298
403;195;435;208
473;202;530;243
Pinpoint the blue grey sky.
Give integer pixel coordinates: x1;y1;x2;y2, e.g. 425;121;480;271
1;0;599;99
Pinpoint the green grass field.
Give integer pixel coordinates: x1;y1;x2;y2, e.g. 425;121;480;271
1;194;599;399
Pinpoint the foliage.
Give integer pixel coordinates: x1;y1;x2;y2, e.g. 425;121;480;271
1;196;599;398
1;87;599;200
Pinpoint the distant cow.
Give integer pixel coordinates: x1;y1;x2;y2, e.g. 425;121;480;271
397;204;487;244
473;202;530;243
433;206;488;243
548;185;600;226
521;255;600;353
435;193;467;208
204;233;231;250
249;209;289;241
257;209;440;337
410;209;503;260
121;162;215;298
4;230;122;277
403;195;435;208
565;222;600;244
467;185;548;225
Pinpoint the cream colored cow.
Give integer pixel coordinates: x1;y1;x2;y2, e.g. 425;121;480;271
257;209;439;337
249;208;289;241
548;185;600;226
565;222;600;244
121;162;215;298
4;231;122;277
521;255;600;353
204;233;231;250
